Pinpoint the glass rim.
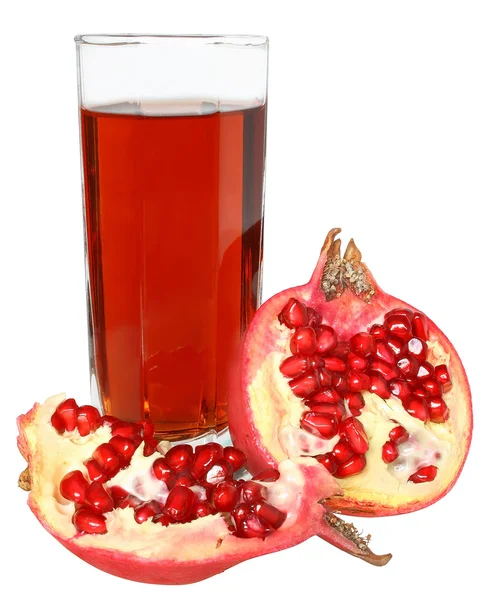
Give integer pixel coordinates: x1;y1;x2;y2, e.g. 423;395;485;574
74;34;268;47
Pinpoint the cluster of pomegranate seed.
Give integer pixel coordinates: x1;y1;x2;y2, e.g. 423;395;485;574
53;399;286;538
278;299;452;481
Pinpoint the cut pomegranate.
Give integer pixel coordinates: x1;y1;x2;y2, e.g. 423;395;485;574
18;394;392;584
230;228;472;517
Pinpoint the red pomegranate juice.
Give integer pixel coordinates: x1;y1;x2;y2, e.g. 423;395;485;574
81;102;266;439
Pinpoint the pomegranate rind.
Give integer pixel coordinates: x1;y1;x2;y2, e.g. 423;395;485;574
230;230;473;517
17;394;391;584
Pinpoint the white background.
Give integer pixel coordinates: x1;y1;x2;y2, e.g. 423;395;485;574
2;1;491;598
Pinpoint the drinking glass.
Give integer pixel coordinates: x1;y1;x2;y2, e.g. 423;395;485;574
75;34;268;440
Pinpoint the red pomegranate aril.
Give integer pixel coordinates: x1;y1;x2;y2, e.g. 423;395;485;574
134;501;161;524
279;355;309;378
278;298;308;329
251;468;280;482
335;454;366;478
384;313;413;340
101;415;119;427
413;385;429;399
407;337;428;362
169;470;195;489
59;470;89;503
421;377;442;397
117;494;141;509
212;481;240;512
92;443;120;474
317;368;333;388
51;411;65;433
289;371;321;398
192;501;215;519
203;459;233;485
305;400;345;421
84;459;107;483
332;440;354;465
345;392;365;416
315;325;337;355
300;411;339;439
389;425;409;444
349;332;375;357
332;373;348;392
231;503;251;529
290;326;317;356
72;508;107;534
109;436;137;463
111;422;143;439
310;355;326;369
315;453;337;474
389;378;412;401
138;420;155;438
108;485;130;507
165;444;194;472
368;372;391;399
408;465;438;483
386;335;407;357
191;443;223;479
371;359;399;381
311;387;342;404
143;439;158;457
241;481;267;503
417;362;435;379
373;340;395;365
332;341;351;359
382;441;399;464
370;324;386;339
412;312;429;340
323;357;346;373
386;308;414;320
435;364;452;390
397;355;419;378
236;513;271;539
76;405;102;437
153;514;174;527
252;501;287;530
152;458;174;485
56;398;78;432
403;396;430;422
346;370;370;392
223;446;247;472
165;486;195;521
341;417;369;454
427;397;450;423
348;352;369;370
84;481;114;513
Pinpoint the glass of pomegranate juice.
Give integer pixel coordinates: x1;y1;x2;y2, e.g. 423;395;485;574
75;35;268;441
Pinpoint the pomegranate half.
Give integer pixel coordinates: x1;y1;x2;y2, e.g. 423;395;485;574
230;228;472;516
17;394;391;585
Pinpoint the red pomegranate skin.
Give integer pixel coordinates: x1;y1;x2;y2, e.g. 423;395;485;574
229;229;472;516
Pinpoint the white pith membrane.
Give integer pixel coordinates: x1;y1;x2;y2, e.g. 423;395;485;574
247;319;469;508
21;394;329;558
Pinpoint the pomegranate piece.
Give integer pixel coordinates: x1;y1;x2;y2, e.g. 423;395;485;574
389;378;412;401
371;359;399;381
289;370;321;397
76;405;102;437
434;364;452;390
335;455;366;478
417;362;435;379
412;312;429;340
252;501;287;529
203;459;233;485
278;298;308;329
305;400;346;421
84;459;107;483
386;335;407;357
84;481;114;513
388;425;409;444
403;397;430;422
134;501;161;524
138;419;155;438
191;443;223;479
109;436;137;463
368;372;391;399
407;338;428;361
92;443;121;474
370;324;386;339
111;421;143;438
426;397;450;423
373;340;395;365
153;513;174;527
164;486;195;521
279;355;309;378
212;481;240;512
300;411;339;439
236;513;271;539
223;446;247;472
310;387;341;403
381;441;399;464
101;415;119;427
315;453;337;474
408;465;438;484
55;398;78;432
344;392;365;416
241;481;267;503
290;326;317;355
346;370;370;392
317;368;333;388
341;418;369;454
50;411;65;434
169;470;195;489
315;325;337;355
231;503;251;529
331;441;354;465
165;444;194;471
60;470;89;503
72;508;107;534
152;457;174;485
251;468;280;482
191;501;215;519
421;377;442;397
413;385;429;400
349;332;375;357
384;313;412;340
323;356;346;372
348;352;369;370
